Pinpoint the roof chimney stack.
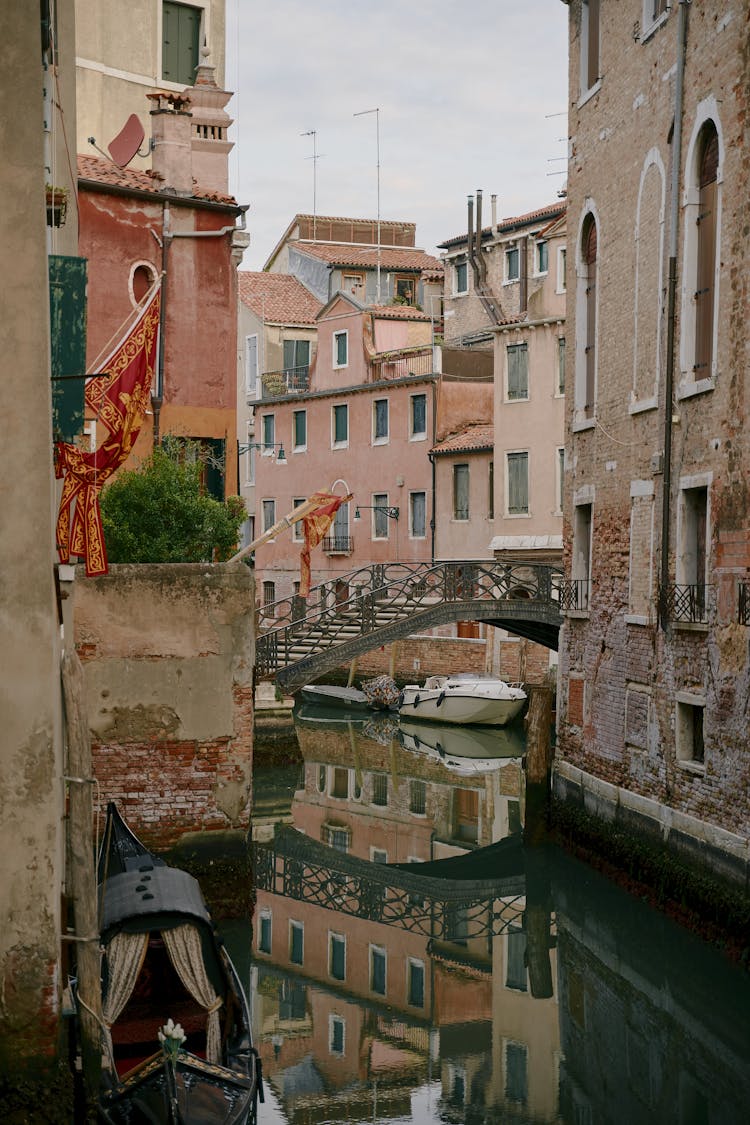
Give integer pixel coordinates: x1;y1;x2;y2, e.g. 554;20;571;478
491;194;498;234
148;91;193;195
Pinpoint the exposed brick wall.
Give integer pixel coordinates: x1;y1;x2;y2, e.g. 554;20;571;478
74;564;255;850
349;634;552;686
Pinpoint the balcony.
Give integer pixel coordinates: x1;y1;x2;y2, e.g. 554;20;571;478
370;349;433;382
739;581;750;626
323;535;354;555
659;583;711;625
558;578;591;613
260;365;310;398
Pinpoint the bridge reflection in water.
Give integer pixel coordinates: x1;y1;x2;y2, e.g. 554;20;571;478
241;708;750;1125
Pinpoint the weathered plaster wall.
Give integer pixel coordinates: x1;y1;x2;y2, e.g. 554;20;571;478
74;563;255;848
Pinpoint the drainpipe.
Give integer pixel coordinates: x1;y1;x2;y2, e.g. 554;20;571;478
659;0;690;629
519;236;528;314
429;451;436;564
467;194;481;290
475;189;486;284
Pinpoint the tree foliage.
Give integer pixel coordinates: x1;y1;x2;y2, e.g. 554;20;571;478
100;438;246;563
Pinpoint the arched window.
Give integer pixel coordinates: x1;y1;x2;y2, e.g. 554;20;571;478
694;122;719;376
131;263;157;305
582;214;597;418
632;151;666;410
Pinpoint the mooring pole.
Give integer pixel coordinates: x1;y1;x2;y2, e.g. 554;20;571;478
522;681;555;997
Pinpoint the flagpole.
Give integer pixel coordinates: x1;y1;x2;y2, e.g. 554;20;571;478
229;497;321;563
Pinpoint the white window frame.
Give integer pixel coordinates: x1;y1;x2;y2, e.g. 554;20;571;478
261;413;275;454
245;333;258;398
556;335;566;398
329;1014;346;1055
292;408;307;452
258;909;272;955
504;245;520;284
556;447;565;516
243;421;255;486
570;485;594;615
369;943;387;996
407;958;425;1008
626;480;655;624
289;919;304;965
641;0;670;44
579;0;602;103
454;259;468;296
410;392;427;440
331;403;349;449
506;341;529;402
556;246;567;294
328;931;347;982
534;239;549;276
371;493;390;541
333;329;349;369
631;148;666;415
573;202;601;431
292;497;306;542
675;471;711;595
505;450;530;518
409;491;427;539
370;846;388;864
261;498;276;533
372;398;389;445
675;691;706;772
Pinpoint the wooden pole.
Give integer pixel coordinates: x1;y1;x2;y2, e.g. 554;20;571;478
347;657;358;688
62;650;102;1118
388;642;398;679
524;683;554;847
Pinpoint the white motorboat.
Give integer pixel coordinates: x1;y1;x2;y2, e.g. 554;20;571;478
398;717;524;775
399;673;526;727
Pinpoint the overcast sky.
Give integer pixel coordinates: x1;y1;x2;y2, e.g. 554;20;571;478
225;1;569;271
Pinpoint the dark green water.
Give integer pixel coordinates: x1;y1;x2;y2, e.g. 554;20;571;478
225;707;750;1125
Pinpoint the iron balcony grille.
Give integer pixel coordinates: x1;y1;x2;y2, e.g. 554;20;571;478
370;350;433;382
323;535;353;554
739;581;750;626
260;365;310;397
558;578;591;612
659;583;711;624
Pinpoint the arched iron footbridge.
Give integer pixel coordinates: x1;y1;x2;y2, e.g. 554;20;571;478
257;560;569;691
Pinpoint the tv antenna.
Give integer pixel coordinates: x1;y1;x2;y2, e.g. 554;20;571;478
301;130;323;240
354;107;381;303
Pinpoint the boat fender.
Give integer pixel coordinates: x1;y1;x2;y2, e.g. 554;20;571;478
397;691;404;708
436;691;446;707
412;693;420;707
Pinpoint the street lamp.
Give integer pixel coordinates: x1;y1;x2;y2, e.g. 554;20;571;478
353;504;399;521
237;440;286;463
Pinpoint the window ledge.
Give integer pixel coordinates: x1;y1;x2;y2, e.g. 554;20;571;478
578;79;602;109
676;375;716;400
505;512;531;519
640;12;669;44
505;397;530;405
675;759;706;777
409;433;427;442
562;608;590;620
624;614;650;626
673;620;709;633
629;396;658;415
503;279;520;287
372;438;390;447
572;416;596;434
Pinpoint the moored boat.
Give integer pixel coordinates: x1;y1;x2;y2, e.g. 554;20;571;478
399;673;527;727
96;802;263;1124
398;716;524;774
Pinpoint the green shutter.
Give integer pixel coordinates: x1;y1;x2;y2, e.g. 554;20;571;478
49;255;87;443
163;2;200;86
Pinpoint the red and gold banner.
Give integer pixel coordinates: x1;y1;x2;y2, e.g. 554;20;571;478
299;490;352;597
55;284;161;577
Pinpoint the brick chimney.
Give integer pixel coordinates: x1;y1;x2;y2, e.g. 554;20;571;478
187;46;233;195
147;91;193;195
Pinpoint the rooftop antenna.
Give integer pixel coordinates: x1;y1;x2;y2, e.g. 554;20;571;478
354;107;381;303
301;130;322;241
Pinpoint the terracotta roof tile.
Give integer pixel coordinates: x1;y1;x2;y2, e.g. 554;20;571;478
431;423;494;455
76;154;238;205
439;201;566;250
369;304;432;321
293;241;443;272
238;272;322;324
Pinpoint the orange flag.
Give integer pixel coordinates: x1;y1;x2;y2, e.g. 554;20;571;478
300;490;352;597
55;284;161;577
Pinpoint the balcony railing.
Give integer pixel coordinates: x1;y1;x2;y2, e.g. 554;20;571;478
739;581;750;626
558;578;591;612
370;350;433;382
659;583;711;624
259;365;310;398
323;535;354;555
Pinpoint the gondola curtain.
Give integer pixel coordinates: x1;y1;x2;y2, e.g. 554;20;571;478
101;931;149;1066
162;923;223;1063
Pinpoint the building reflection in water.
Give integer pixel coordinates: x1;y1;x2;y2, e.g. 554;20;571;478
245;708;750;1125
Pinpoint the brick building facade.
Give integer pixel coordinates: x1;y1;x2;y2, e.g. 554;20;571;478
556;0;750;881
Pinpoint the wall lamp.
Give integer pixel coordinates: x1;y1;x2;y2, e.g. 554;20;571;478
354;504;399;521
237;440;286;464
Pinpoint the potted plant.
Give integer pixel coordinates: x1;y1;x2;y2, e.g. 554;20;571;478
45;184;69;227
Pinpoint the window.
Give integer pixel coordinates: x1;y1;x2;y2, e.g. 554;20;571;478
557;336;566;395
507;343;529;400
329;1015;345;1055
289;920;304;965
245;335;258;397
643;0;669;35
317;765;326;792
262;581;275;608
410;393;427;438
332;403;348;446
633;154;665;409
262;413;275;452
505;928;528;991
395;276;415;303
536;240;549;274
292;497;306;541
373;399;389;443
132;263;157;305
283;339;310;387
371;848;388;865
576;212;598;421
676;695;705;767
262;499;275;533
370;946;387;995
453;463;469;520
489;460;494;520
557;448;565;514
557;246;567;293
628;483;655;618
293;409;307;451
507;452;529;515
372;774;388;806
162;2;201;86
676;481;709;620
331;767;349;798
408;960;425;1008
410;491;426;538
505;1042;528;1104
505;246;519;282
581;0;600;95
454;260;468;295
327;503;350;553
572;499;593;610
694;123;719;377
372;493;390;540
243;423;255;486
342;272;365;300
333;330;348;368
409;780;427;815
258;912;272;954
329;933;346;981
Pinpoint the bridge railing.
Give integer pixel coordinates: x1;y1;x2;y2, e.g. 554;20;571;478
256;560;564;676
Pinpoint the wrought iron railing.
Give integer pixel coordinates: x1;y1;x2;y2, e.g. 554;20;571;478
558;578;591;612
739;581;750;626
322;535;353;554
255;560;564;676
259;365;310;398
370;350;433;382
659;582;711;624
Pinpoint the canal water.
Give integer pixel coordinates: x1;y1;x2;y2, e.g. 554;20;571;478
226;704;750;1125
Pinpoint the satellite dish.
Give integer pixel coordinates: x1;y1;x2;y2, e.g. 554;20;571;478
108;114;146;169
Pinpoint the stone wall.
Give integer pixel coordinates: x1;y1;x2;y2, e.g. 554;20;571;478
74;563;255;849
350;633;552;686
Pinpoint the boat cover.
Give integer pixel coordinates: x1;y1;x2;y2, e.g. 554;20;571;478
100;866;211;935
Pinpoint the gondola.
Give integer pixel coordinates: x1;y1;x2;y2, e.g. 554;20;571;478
96;802;263;1124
